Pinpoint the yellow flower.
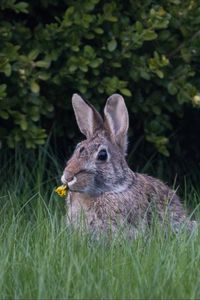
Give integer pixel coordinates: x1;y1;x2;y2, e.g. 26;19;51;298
55;185;68;197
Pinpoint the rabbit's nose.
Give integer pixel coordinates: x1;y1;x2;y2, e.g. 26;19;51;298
61;172;74;184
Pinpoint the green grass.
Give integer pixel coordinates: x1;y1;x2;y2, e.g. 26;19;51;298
0;147;200;299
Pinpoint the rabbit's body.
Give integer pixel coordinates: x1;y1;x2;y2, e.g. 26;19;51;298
66;171;187;238
61;94;195;237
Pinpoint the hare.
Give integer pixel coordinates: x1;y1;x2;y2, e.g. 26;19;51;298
61;93;195;238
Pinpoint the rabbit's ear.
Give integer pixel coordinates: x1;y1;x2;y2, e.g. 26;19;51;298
104;94;129;154
72;94;103;138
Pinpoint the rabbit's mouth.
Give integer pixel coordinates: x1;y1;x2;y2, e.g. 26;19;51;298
61;170;97;194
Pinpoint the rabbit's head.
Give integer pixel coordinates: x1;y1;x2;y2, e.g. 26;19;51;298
61;94;132;196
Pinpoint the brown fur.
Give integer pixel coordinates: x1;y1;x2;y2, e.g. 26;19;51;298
61;94;195;238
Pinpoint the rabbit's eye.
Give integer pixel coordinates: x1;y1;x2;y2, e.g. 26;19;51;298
97;149;107;161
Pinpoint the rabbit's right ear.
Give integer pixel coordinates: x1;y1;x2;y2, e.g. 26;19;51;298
104;94;129;154
72;94;103;138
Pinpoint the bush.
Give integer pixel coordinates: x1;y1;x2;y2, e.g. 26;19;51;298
0;0;200;157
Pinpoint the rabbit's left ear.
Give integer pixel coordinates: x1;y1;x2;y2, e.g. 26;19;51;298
104;94;129;154
72;94;103;138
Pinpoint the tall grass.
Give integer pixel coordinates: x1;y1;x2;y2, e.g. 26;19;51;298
0;146;200;299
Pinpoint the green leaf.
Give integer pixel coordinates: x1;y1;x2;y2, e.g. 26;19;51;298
30;81;40;94
35;60;50;68
135;21;143;33
4;63;12;77
20;119;28;131
181;48;192;63
0;110;9;119
38;72;50;81
14;2;29;13
167;83;178;95
107;40;117;52
28;49;40;60
0;84;7;99
68;65;77;73
159;147;170;156
120;88;132;97
155;70;164;78
79;65;88;72
143;30;157;41
90;59;102;68
94;28;104;34
105;16;118;22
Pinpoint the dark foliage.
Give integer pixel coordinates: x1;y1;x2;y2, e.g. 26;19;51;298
0;0;200;165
